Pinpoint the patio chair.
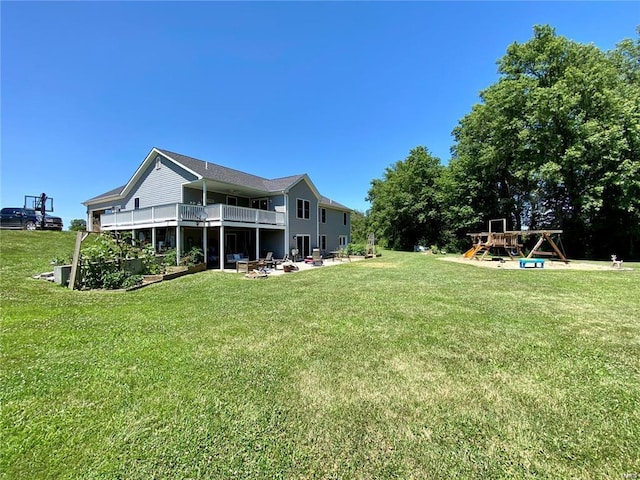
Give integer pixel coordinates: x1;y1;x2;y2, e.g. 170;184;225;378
312;248;323;266
260;251;276;269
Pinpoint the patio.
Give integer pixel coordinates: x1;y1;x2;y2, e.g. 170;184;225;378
235;255;364;277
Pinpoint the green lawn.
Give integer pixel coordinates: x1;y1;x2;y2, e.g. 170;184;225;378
1;230;639;479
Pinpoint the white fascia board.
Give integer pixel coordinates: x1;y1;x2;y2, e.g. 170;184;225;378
157;149;202;179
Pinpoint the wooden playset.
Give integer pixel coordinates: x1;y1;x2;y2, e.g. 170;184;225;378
463;219;568;264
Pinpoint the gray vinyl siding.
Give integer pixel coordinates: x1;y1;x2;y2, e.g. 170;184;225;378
319;207;350;251
269;194;285;209
287;180;318;245
122;157;198;210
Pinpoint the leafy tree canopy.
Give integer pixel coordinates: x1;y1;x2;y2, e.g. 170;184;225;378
366;25;640;259
367;146;445;250
69;219;87;231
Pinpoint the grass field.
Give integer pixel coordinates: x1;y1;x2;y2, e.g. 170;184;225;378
1;230;639;479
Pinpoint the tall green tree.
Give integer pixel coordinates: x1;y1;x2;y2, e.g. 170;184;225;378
366;146;444;250
69;219;87;231
450;25;640;258
349;210;370;245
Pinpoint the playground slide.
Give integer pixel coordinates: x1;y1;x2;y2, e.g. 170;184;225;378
463;246;479;258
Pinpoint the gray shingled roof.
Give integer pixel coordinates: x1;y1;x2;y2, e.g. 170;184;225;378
319;195;350;211
157;149;306;192
83;185;126;203
85;148;350;210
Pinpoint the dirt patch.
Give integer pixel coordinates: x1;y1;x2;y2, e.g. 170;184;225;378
439;256;631;271
355;262;397;269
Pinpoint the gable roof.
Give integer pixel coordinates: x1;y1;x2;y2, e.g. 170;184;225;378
84;147;348;209
83;184;126;204
319;196;351;211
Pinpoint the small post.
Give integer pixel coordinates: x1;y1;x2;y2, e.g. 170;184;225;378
69;231;89;290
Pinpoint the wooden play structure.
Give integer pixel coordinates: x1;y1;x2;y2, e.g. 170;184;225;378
463;219;568;263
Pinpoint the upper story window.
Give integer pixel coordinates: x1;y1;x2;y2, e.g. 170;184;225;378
251;198;269;210
134;198;140;210
343;212;347;225
320;208;326;223
297;199;310;219
227;196;238;206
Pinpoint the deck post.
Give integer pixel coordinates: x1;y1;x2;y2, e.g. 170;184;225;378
256;227;260;260
176;226;181;265
219;225;225;270
203;227;208;267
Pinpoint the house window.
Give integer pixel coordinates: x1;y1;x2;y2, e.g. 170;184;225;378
251;198;269;210
134;198;140;210
297;199;310;219
227;196;237;206
343;212;347;225
320;208;326;223
319;235;327;251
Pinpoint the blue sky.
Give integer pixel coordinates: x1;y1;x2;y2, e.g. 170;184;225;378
2;1;638;227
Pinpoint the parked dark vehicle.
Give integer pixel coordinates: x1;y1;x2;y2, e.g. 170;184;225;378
0;208;63;231
36;212;64;231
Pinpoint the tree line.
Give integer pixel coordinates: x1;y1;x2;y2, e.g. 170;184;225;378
358;25;640;260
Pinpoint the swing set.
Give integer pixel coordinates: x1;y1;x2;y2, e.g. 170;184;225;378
463;219;568;263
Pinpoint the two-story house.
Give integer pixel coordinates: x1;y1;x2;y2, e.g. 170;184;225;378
83;147;351;269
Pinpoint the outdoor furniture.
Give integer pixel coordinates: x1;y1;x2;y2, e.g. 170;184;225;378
260;252;276;269
330;249;350;262
312;248;323;266
226;253;248;269
519;258;545;269
236;259;259;273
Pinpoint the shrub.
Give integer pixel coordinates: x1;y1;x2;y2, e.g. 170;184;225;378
180;247;204;267
347;243;367;256
78;233;146;290
51;254;73;266
162;248;178;267
101;271;142;290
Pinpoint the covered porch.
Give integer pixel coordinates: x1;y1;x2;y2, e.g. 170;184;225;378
117;223;286;270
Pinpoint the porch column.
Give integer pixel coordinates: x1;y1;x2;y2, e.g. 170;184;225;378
202;180;207;206
176;226;181;265
255;227;260;260
219;225;225;270
203;227;208;267
131;229;135;246
284;193;289;255
152;227;157;252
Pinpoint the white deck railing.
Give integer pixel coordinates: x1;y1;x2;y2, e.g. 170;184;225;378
101;203;285;229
